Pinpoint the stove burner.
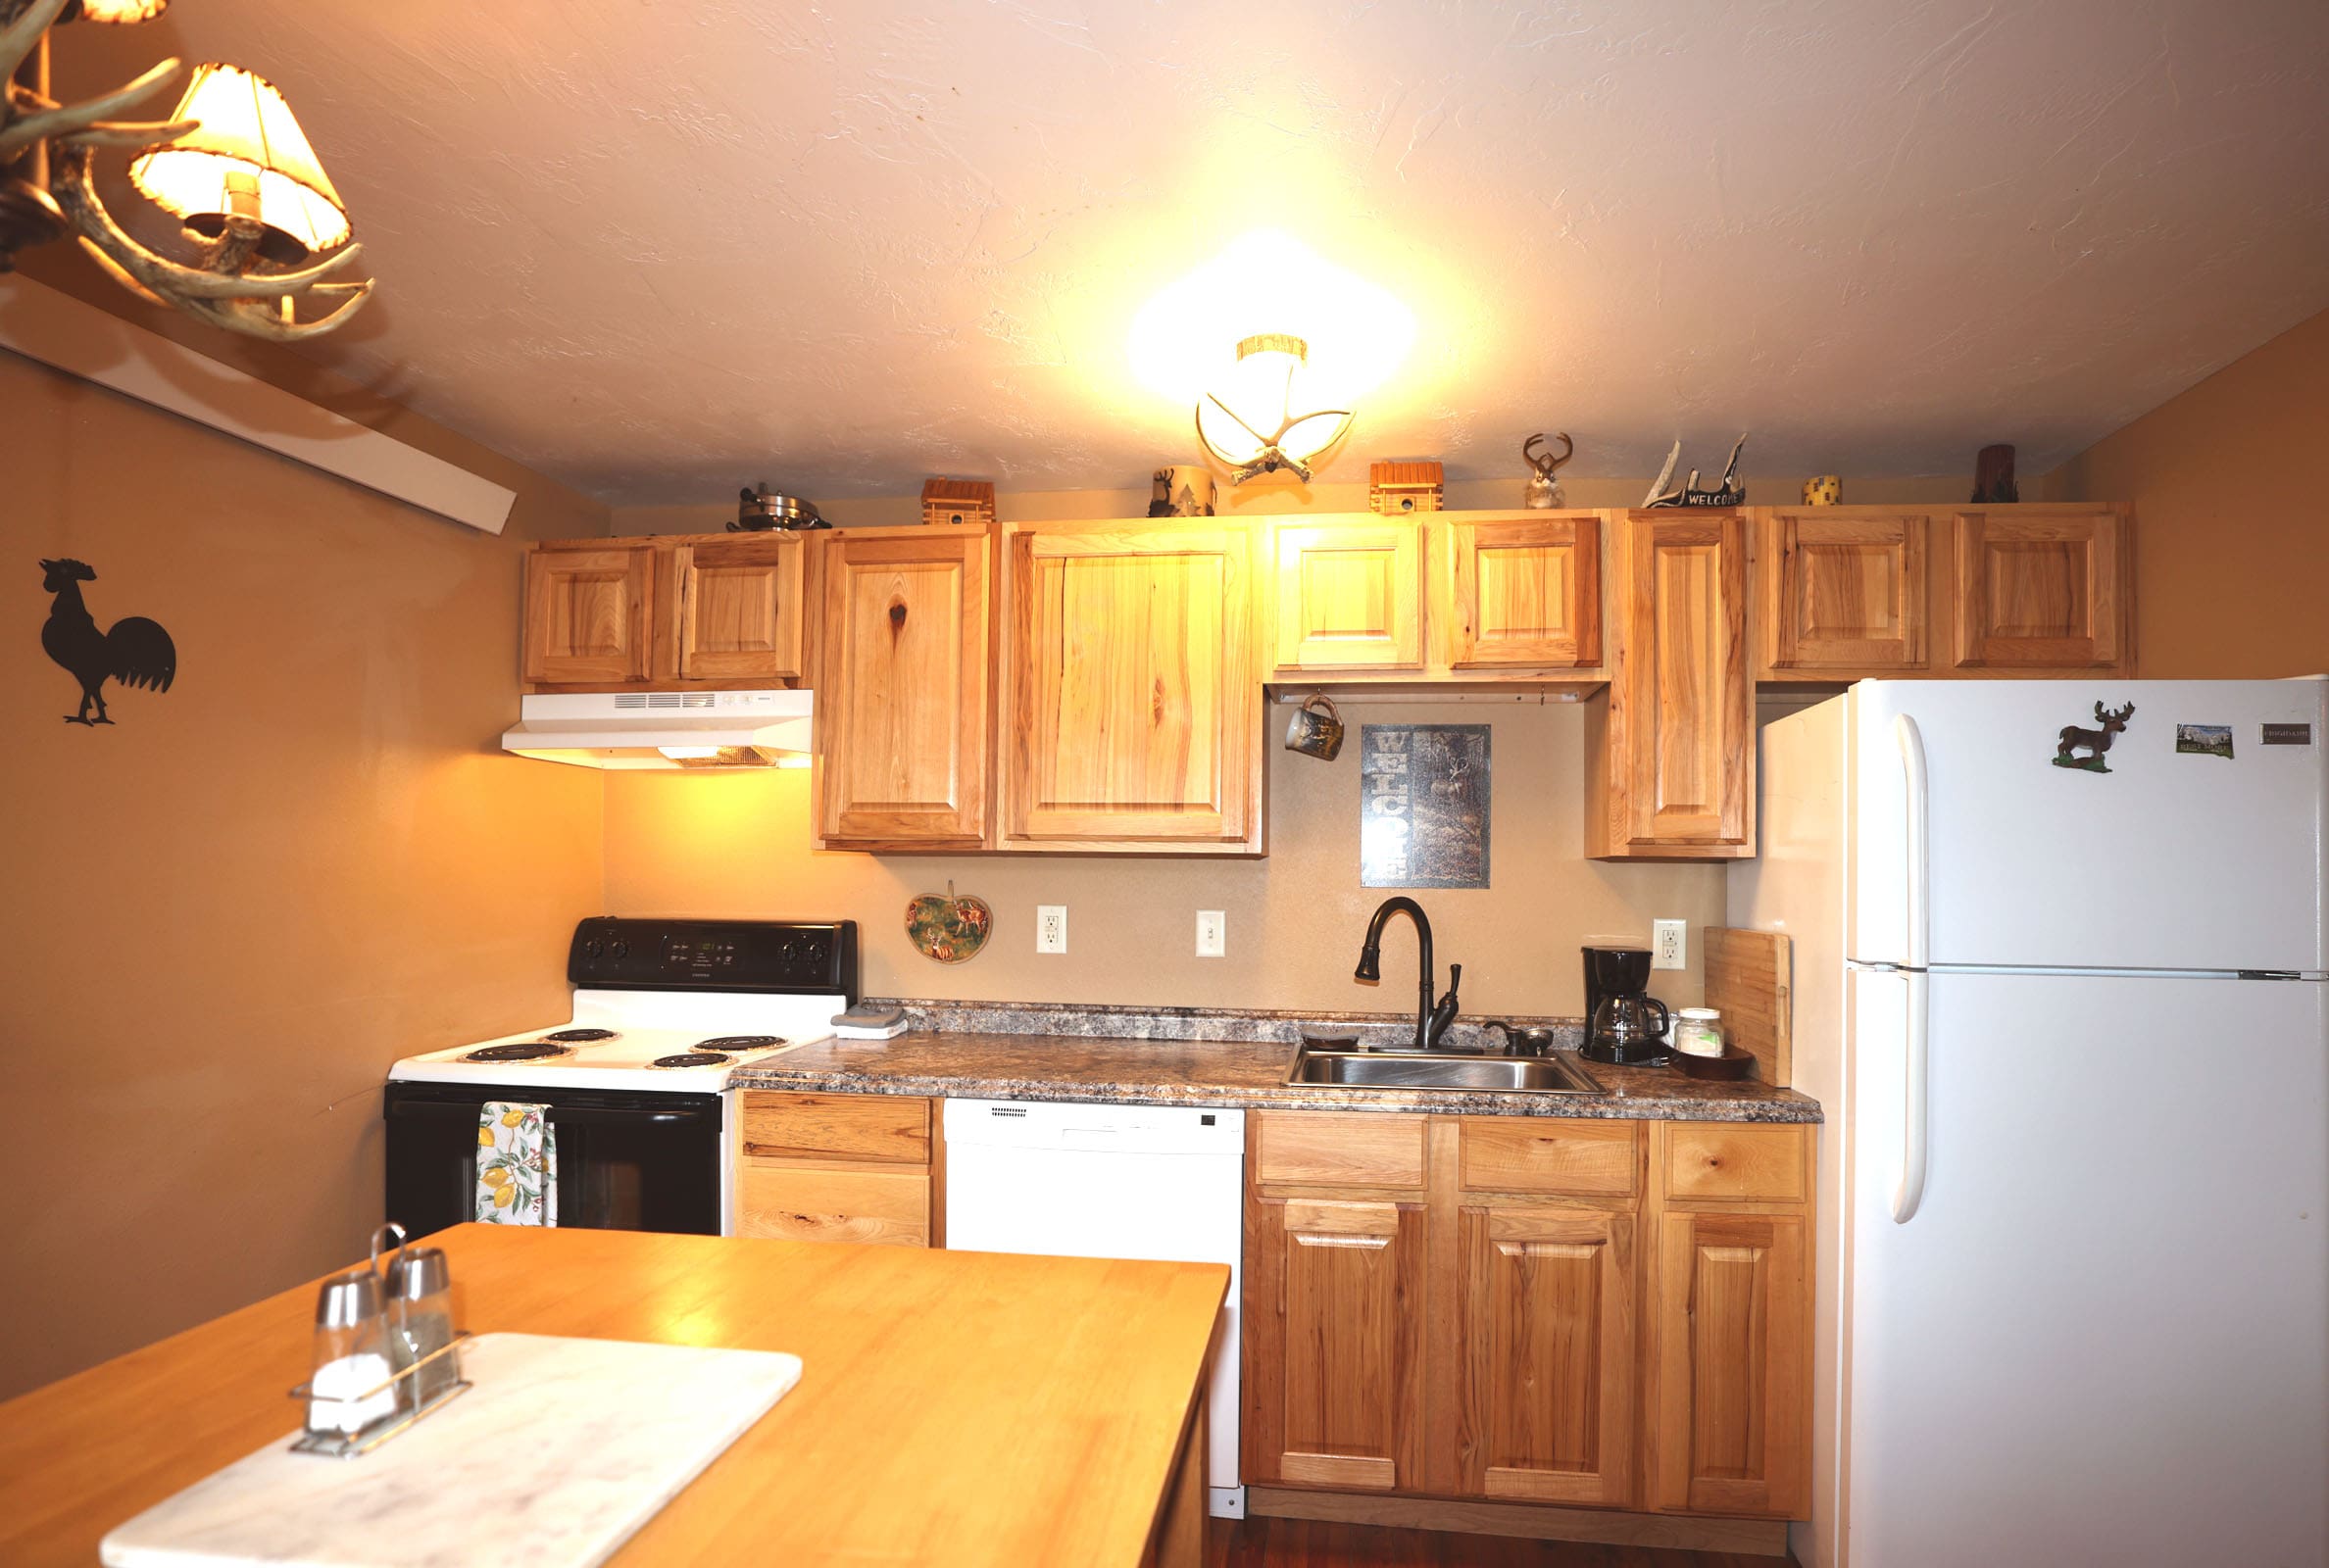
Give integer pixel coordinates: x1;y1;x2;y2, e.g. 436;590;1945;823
463;1043;572;1063
649;1053;735;1069
696;1035;784;1052
542;1028;619;1042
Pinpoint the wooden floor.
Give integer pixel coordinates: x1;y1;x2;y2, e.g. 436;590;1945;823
1206;1516;1792;1567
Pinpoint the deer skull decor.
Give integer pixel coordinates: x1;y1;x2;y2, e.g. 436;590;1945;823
2054;701;2135;773
0;0;372;340
1522;432;1572;509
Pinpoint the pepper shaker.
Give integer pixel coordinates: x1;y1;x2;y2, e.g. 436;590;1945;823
383;1241;460;1405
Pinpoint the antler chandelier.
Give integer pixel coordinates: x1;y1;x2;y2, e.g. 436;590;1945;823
0;0;372;340
1193;332;1354;484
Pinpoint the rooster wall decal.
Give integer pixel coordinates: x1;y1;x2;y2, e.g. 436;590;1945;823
38;558;176;726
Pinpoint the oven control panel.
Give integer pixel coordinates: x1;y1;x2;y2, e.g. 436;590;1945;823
567;917;859;1000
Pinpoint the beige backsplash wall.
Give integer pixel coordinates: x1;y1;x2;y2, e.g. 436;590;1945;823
604;701;1724;1019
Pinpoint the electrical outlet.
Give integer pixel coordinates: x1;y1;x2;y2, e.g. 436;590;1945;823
1036;905;1067;954
1652;918;1687;970
1195;910;1226;958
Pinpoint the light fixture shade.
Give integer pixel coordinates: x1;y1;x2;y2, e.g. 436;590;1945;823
128;64;351;256
67;0;171;21
1195;333;1354;476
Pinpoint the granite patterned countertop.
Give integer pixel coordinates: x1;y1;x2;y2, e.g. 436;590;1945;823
728;1020;1820;1124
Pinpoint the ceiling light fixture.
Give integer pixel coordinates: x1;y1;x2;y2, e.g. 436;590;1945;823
1194;331;1352;483
1130;230;1415;486
0;0;372;340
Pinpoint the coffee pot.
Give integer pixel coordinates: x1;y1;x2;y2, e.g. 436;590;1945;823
1580;946;1672;1066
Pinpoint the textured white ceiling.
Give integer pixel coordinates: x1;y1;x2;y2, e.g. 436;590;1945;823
55;0;2329;503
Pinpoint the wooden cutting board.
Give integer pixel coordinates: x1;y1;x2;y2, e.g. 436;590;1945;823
100;1334;802;1568
1704;928;1793;1086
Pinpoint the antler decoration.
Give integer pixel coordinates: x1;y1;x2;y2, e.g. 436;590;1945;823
1522;431;1572;509
0;0;372;340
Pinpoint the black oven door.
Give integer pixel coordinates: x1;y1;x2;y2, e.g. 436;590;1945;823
383;1082;724;1240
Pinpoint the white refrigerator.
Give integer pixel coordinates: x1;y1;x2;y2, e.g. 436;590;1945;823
1731;678;2327;1568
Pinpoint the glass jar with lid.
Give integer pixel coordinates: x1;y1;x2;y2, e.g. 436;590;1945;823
1672;1006;1724;1057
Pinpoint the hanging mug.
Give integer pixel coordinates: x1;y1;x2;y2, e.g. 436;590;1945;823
1284;694;1345;761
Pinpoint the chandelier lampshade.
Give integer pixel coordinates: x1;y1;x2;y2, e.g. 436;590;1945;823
127;63;350;262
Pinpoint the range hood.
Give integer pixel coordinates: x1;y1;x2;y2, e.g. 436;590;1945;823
501;690;813;769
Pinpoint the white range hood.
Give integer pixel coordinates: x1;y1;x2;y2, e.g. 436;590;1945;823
501;690;813;769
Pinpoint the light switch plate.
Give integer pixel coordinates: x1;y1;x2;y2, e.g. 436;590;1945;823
1196;910;1225;957
1036;906;1067;954
1652;918;1686;970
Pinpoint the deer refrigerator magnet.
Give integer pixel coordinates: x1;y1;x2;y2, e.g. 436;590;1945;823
2053;700;2135;773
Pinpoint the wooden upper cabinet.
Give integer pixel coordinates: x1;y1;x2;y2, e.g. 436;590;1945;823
1589;511;1753;859
670;534;805;681
1648;1209;1810;1518
521;544;657;685
1245;1191;1429;1493
1953;507;2131;669
816;527;992;847
1269;518;1424;673
1756;509;1928;677
1444;514;1603;669
1002;521;1262;851
1455;1203;1636;1508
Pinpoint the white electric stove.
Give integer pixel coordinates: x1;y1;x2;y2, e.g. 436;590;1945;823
384;917;858;1239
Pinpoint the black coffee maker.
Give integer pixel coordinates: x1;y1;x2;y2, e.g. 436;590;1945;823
1581;946;1671;1066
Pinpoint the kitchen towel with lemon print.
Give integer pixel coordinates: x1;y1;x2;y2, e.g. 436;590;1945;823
475;1102;558;1225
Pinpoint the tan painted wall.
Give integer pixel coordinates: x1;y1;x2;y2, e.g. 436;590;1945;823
604;701;1725;1021
2043;307;2329;677
0;339;607;1397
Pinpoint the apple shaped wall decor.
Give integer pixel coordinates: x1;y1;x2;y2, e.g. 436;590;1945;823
906;882;993;964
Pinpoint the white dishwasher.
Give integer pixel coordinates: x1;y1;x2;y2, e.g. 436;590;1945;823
942;1098;1246;1518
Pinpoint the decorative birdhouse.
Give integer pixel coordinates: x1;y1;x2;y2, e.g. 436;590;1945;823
921;478;996;528
1368;461;1443;514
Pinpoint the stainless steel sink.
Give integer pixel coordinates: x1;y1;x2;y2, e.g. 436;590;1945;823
1286;1049;1609;1095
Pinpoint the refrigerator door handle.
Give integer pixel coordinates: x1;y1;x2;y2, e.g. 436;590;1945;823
1896;712;1930;970
1892;968;1930;1223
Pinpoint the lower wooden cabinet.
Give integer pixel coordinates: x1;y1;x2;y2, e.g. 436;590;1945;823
1244;1192;1430;1491
1245;1111;1812;1525
731;1092;939;1247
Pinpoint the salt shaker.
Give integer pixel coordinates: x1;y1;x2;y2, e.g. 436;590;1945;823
384;1241;460;1406
306;1263;397;1438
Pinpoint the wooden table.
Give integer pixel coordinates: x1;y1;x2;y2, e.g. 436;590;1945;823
0;1226;1226;1567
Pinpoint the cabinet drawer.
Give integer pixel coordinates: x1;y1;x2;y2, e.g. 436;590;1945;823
735;1157;929;1246
1662;1124;1809;1202
739;1093;931;1164
1255;1112;1427;1190
1459;1118;1640;1197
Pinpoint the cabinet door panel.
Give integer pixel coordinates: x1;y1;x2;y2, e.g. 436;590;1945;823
1759;511;1927;674
1625;513;1751;847
1954;509;2128;668
1271;520;1423;671
1650;1209;1809;1517
674;535;805;680
1447;516;1602;668
522;546;656;685
1006;525;1256;844
1458;1205;1635;1507
733;1156;929;1247
1245;1194;1427;1492
817;532;990;844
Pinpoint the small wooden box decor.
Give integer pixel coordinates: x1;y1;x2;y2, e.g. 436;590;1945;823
1368;461;1443;514
921;478;995;528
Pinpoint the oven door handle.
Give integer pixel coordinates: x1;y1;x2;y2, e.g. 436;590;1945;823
386;1101;714;1127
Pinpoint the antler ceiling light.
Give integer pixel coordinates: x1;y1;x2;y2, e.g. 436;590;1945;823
0;0;372;340
1129;230;1415;486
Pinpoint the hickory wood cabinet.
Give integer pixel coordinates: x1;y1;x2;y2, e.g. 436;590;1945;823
1754;503;2134;680
1243;1110;1811;1530
521;532;806;690
998;517;1265;854
812;524;993;849
731;1091;941;1247
1264;512;1605;680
